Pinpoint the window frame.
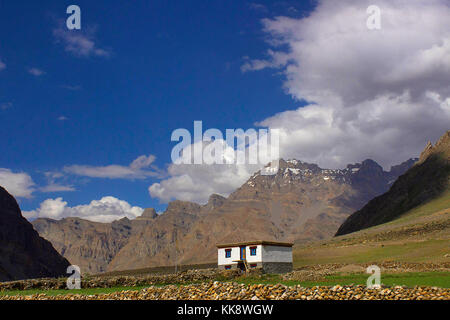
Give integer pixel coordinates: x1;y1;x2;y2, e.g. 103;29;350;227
249;246;257;256
225;248;232;258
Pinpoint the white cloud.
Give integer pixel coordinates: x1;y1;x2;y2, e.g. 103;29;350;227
150;0;450;204
149;139;270;203
40;184;75;193
28;68;45;76
149;163;256;204
244;0;450;168
0;59;5;70
0;168;35;198
23;196;144;223
58;115;68;121
53;26;110;58
64;155;160;179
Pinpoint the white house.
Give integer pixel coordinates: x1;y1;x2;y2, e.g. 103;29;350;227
216;241;293;274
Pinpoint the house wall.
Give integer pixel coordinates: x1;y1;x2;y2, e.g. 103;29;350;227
217;245;263;266
261;245;292;263
217;247;239;266
246;245;262;263
218;244;293;273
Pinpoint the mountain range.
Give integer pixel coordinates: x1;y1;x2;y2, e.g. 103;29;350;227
32;157;416;274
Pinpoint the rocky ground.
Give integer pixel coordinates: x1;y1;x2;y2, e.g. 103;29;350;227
1;263;448;300
1;282;449;300
0;268;242;291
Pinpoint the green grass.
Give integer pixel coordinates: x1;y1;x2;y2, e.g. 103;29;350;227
379;190;450;226
293;239;449;267
0;285;150;297
100;263;216;277
232;271;450;288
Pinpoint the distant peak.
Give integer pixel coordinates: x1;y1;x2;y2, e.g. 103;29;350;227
360;159;382;168
141;208;157;219
419;130;450;163
166;200;202;215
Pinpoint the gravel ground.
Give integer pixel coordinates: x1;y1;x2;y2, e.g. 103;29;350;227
1;282;449;300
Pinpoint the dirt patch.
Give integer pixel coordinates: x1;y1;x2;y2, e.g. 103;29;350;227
336;264;366;274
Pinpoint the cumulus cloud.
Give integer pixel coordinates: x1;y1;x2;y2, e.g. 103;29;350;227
64;155;161;179
0;168;35;198
245;0;450;168
28;68;45;76
149;133;276;203
149;163;257;204
150;0;450;203
23;196;144;223
53;26;110;58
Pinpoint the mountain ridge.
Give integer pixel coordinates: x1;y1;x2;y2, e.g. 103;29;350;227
336;130;450;236
32;157;415;274
0;186;71;281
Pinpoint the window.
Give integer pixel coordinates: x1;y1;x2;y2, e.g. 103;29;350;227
225;249;232;258
225;265;231;270
250;264;257;268
250;246;257;256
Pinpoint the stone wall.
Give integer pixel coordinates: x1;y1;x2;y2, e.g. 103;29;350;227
262;262;293;274
218;262;292;274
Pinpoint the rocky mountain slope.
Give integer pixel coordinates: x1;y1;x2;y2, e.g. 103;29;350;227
32;157;415;274
336;130;450;236
0;186;70;281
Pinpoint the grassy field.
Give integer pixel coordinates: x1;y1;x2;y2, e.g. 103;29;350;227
389;190;450;225
293;192;450;267
293;239;449;267
100;263;216;277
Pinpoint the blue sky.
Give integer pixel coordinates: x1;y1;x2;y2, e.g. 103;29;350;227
0;1;310;213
